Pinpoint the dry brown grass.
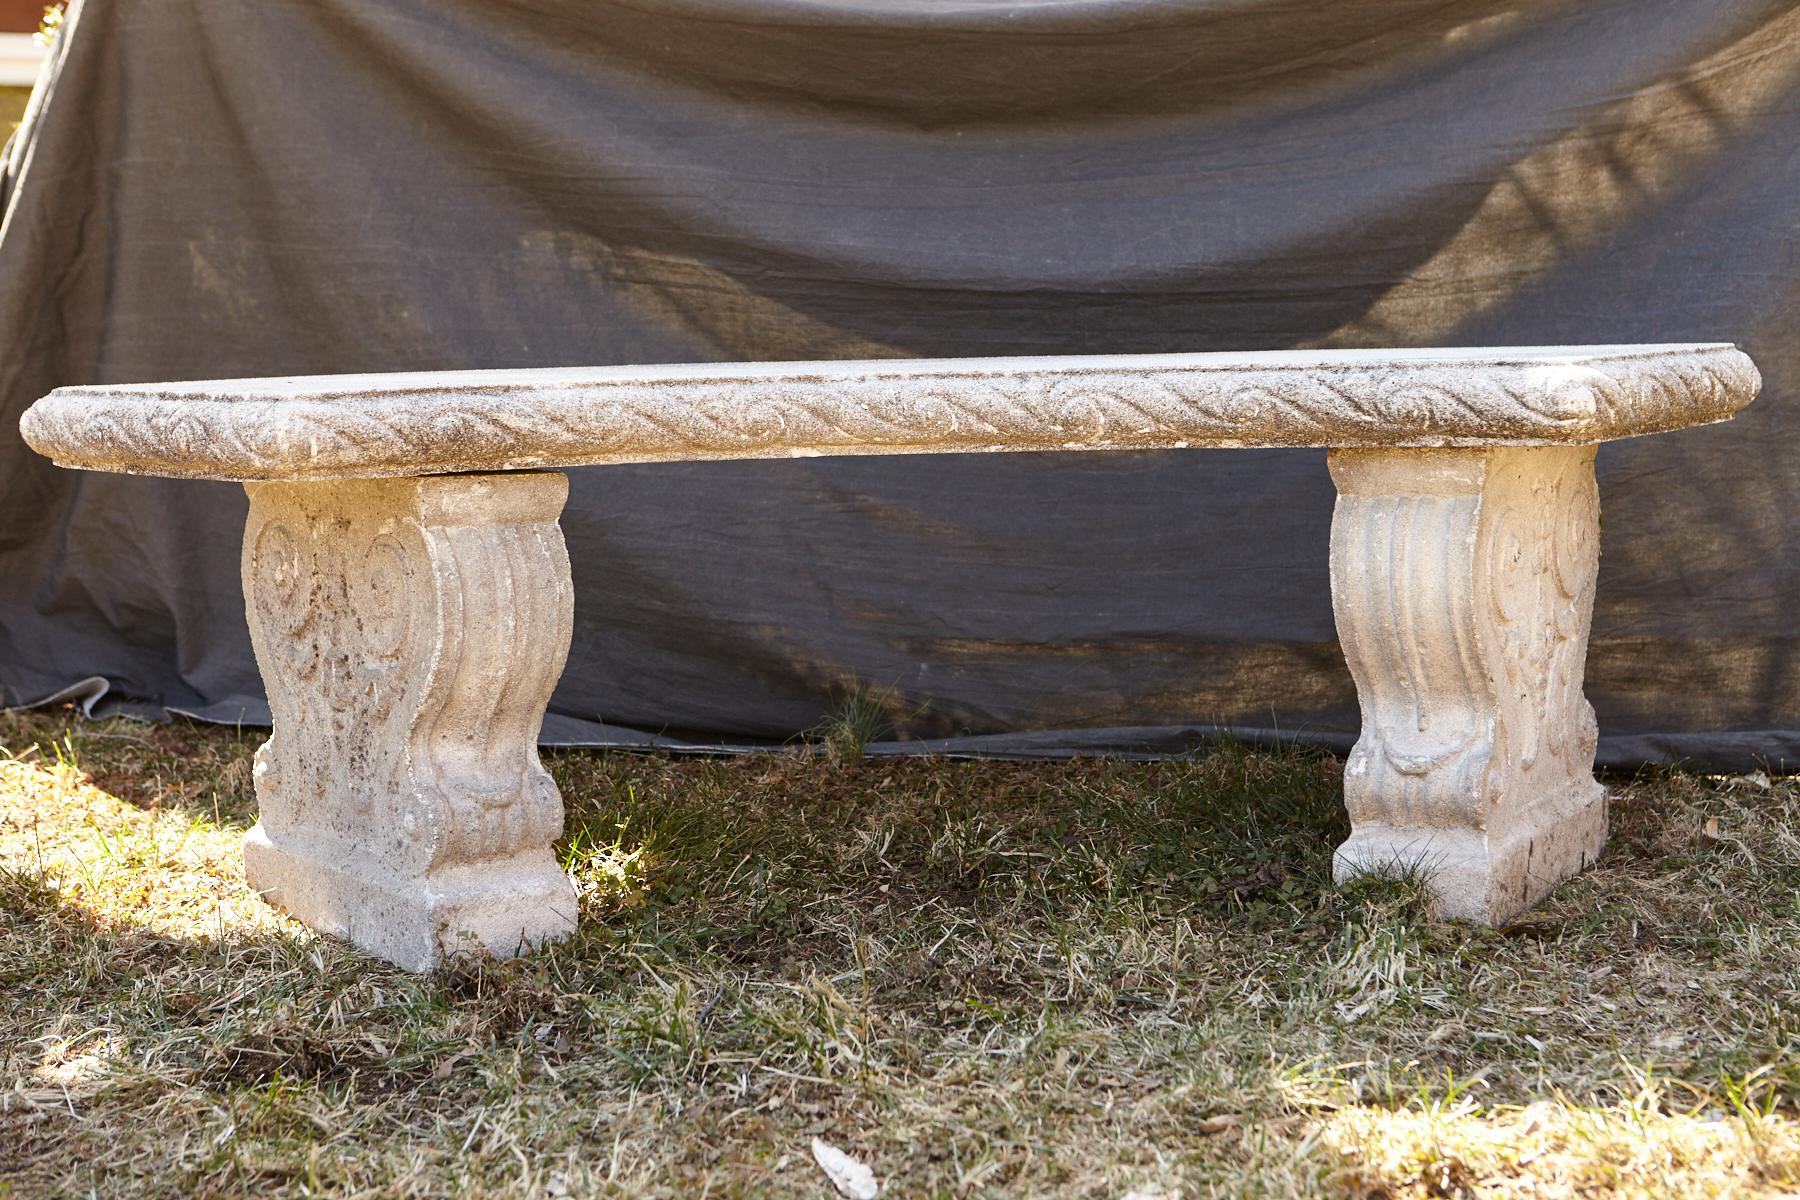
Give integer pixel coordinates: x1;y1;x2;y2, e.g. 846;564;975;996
3;708;1798;1198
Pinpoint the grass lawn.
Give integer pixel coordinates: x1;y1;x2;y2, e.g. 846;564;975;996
2;708;1798;1198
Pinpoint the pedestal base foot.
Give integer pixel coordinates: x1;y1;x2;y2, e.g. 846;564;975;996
246;827;577;973
1332;778;1605;923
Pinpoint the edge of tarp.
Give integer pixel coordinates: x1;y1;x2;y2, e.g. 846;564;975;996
7;682;1796;774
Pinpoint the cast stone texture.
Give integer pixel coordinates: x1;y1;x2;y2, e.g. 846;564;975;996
1328;446;1605;923
240;472;577;971
19;344;1759;481
15;343;1763;966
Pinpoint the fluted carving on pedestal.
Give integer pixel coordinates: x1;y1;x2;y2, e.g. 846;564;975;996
1329;447;1605;922
241;473;577;970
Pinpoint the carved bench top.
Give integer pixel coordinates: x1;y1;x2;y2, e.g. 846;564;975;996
20;344;1758;482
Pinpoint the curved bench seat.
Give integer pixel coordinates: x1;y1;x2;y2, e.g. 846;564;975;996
19;344;1762;970
22;344;1757;480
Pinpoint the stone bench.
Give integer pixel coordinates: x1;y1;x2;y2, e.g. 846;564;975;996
20;345;1760;971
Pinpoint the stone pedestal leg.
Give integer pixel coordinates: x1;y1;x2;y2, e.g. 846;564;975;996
1328;446;1606;923
239;473;577;971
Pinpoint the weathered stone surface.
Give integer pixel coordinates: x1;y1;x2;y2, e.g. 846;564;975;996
240;472;576;971
16;343;1765;964
1328;446;1606;922
19;344;1759;481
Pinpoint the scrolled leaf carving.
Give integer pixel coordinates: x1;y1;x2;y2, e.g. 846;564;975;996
1330;444;1604;842
241;476;571;871
20;345;1759;482
1329;444;1609;922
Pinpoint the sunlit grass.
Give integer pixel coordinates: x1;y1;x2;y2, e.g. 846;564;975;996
1324;1080;1800;1198
0;735;283;948
3;709;1799;1197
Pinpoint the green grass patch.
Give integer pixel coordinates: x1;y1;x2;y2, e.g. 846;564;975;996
2;709;1798;1196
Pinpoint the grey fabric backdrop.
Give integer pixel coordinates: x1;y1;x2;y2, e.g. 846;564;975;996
0;0;1795;766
